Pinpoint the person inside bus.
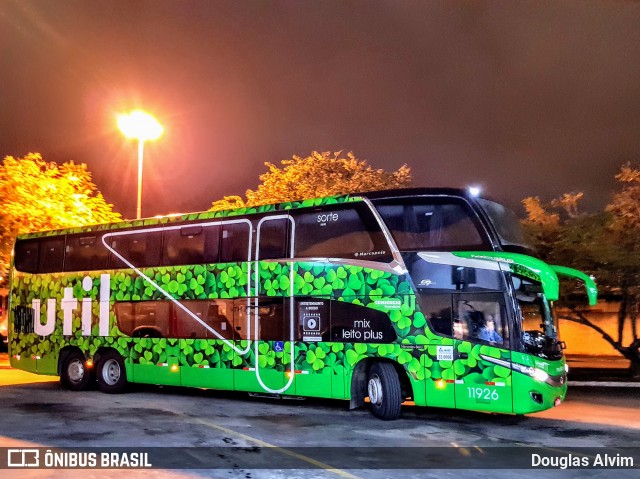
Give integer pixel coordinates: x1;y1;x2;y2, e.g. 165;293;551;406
477;314;503;344
452;320;464;339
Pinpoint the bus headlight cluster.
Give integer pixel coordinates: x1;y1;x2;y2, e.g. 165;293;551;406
512;363;549;383
531;368;549;383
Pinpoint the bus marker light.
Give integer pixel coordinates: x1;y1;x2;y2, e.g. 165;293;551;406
170;365;179;373
435;379;446;389
85;359;94;368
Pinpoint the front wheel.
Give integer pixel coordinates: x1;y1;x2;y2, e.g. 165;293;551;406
367;362;402;420
96;350;127;394
60;350;94;391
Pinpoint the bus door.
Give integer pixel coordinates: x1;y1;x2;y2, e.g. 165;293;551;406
238;215;295;394
452;292;513;413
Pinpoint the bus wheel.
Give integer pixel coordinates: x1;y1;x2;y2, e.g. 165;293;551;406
60;350;94;391
96;351;127;394
367;363;402;420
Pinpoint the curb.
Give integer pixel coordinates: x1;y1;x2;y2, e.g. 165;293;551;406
568;381;640;388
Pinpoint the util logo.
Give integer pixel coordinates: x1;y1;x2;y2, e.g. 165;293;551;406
31;274;111;337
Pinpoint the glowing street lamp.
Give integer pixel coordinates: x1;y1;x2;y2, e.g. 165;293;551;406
117;110;164;219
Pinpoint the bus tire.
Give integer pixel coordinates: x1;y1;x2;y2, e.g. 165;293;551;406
60;350;94;391
367;362;402;420
96;350;127;394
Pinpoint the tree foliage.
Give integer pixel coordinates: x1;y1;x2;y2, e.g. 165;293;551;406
211;151;412;210
0;153;122;285
522;164;640;376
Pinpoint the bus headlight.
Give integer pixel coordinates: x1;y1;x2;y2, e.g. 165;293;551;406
531;368;549;383
512;362;551;384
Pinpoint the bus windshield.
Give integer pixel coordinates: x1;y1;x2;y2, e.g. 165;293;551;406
513;275;562;360
372;198;491;251
476;198;530;252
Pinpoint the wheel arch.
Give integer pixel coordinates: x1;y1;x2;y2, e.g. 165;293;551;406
349;357;413;410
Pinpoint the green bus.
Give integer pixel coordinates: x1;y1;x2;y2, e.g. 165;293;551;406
8;188;597;419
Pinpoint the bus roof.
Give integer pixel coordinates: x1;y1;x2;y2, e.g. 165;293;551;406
16;187;484;239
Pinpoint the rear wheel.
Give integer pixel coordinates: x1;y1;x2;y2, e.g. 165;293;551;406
367;362;402;420
96;350;127;394
60;350;94;391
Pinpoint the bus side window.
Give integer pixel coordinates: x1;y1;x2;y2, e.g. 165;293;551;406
14;239;40;273
39;237;66;274
232;300;249;340
114;301;170;338
256;298;285;341
204;300;233;340
454;294;509;347
220;223;250;263
258;218;289;260
292;205;392;261
421;294;453;337
109;232;162;268
64;234;109;272
163;225;220;266
172;299;233;339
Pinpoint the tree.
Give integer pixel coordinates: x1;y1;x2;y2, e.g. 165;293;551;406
522;164;640;377
604;164;640;353
211;151;412;210
210;195;247;212
0;153;122;286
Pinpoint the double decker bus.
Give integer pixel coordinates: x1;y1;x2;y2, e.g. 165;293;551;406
8;188;597;419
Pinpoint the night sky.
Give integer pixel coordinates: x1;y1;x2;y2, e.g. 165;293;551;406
1;0;639;219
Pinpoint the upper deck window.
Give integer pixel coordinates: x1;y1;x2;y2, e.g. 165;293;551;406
372;198;490;251
292;203;392;262
163;225;220;266
14;239;40;273
38;237;66;273
108;231;162;268
65;234;109;272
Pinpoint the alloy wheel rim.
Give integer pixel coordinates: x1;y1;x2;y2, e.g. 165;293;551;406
68;359;84;383
103;359;121;385
368;374;383;406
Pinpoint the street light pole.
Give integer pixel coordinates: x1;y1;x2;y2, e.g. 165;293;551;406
117;110;164;220
137;138;144;220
